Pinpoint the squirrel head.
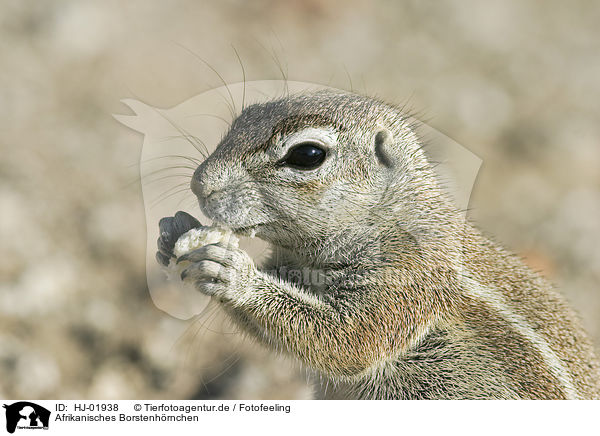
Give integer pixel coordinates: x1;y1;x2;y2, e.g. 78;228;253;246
191;90;453;264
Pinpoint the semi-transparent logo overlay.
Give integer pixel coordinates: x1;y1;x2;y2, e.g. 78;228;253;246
115;81;481;320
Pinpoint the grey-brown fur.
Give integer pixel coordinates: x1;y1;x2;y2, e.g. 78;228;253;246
159;89;600;399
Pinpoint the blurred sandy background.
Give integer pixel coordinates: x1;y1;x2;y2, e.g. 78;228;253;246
1;0;599;399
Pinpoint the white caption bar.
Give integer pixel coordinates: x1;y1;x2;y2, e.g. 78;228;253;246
0;400;595;435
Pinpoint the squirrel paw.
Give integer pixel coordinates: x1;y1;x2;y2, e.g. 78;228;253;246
156;211;201;266
178;243;256;302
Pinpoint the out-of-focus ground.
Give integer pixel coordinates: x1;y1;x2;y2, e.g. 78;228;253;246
1;0;599;399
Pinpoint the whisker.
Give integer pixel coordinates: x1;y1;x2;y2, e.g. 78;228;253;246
183;112;232;127
171;312;206;366
342;64;354;92
360;74;368;95
139;154;203;166
144;106;210;159
151;185;195;208
176;190;195;209
152;181;192;199
141;173;193;187
174;42;238;117
142;164;197;172
254;35;289;98
158;127;210;159
141;165;197;181
270;31;289;97
124;168;194;189
232;45;246;111
201;350;242;387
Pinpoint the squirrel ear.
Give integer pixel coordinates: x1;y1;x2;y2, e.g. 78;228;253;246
374;129;395;168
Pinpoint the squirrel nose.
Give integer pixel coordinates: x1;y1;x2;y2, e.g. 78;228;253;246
191;158;245;201
190;164;213;199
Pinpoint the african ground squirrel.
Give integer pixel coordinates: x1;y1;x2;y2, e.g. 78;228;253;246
156;90;600;399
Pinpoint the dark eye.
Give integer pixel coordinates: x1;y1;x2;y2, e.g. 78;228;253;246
281;143;327;170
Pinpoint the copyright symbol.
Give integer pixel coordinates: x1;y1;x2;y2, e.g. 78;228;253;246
134;404;142;411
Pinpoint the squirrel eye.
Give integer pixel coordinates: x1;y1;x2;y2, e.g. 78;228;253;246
282;143;326;170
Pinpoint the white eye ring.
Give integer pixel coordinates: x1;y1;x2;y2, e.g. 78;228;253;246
282;127;337;154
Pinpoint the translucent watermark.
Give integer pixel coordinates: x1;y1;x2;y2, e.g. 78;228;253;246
115;81;481;320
